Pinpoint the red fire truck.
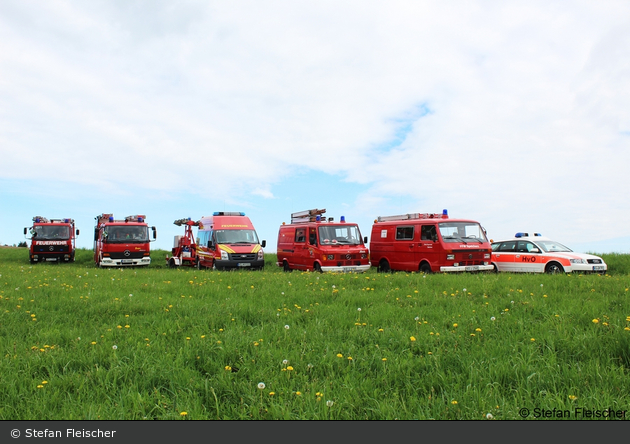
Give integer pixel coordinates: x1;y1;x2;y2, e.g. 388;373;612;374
369;209;493;273
23;216;79;263
196;212;266;270
276;208;370;273
93;214;156;268
165;218;200;268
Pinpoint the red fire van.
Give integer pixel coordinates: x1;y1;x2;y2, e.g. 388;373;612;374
276;208;370;273
369;210;493;273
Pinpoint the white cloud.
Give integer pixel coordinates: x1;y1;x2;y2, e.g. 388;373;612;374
1;0;629;246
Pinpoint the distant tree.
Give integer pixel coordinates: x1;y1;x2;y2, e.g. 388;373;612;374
18;241;27;248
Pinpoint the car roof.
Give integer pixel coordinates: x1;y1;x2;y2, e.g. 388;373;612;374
491;233;552;244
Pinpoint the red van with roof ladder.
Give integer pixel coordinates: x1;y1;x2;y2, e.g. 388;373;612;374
369;209;493;273
276;208;370;273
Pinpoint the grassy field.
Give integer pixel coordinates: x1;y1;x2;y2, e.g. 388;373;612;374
1;247;629;420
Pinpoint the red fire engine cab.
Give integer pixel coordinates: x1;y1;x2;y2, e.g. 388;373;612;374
369;209;493;273
276;208;371;273
165;218;200;268
23;216;79;263
93;214;157;268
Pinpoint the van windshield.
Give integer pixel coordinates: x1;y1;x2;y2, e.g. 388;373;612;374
439;222;487;243
104;226;149;243
32;225;70;240
318;225;363;245
215;229;260;244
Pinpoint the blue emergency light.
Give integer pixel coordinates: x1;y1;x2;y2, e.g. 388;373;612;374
443;209;448;216
36;218;41;223
138;217;143;222
316;215;321;222
340;216;346;222
109;217;114;222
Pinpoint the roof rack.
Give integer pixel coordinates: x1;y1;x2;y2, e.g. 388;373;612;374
377;209;448;222
291;208;326;224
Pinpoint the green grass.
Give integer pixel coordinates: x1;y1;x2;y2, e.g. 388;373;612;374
1;247;629;420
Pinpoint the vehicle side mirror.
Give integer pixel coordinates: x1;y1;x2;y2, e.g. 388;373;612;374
363;236;368;244
208;241;214;249
152;227;157;240
94;229;98;241
76;229;80;236
24;227;27;235
261;240;267;248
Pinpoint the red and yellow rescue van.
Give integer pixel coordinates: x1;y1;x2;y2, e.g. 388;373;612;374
369;210;493;273
276;208;370;273
196;212;266;270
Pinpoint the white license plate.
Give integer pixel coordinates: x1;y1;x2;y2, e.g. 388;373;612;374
593;266;605;271
121;259;133;264
237;263;251;267
342;267;354;272
465;266;479;271
45;258;57;262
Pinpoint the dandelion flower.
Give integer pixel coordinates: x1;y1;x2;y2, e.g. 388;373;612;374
326;400;334;407
569;395;578;401
112;345;118;350
410;336;416;342
592;319;599;324
357;307;361;312
283;359;289;365
287;366;294;371
453;323;458;328
451;400;458;405
180;411;187;416
490;317;496;321
486;413;493;419
257;382;265;390
284;325;290;330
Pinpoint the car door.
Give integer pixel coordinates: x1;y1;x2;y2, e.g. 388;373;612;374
493;241;517;271
514;241;542;272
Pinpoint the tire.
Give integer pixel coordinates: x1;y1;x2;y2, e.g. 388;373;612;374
196;259;205;270
378;259;391;273
420;262;432;274
313;262;323;273
168;258;177;269
545;262;564;274
491;263;499;273
283;261;292;272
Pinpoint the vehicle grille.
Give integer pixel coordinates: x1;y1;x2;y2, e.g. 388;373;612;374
587;259;602;264
229;253;257;261
108;251;146;260
33;245;69;253
453;250;487;266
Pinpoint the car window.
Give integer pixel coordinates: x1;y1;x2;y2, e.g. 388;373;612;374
498;241;517;252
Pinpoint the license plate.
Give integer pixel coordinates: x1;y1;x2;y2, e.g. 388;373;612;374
593;266;605;271
342;267;353;272
121;259;133;264
237;263;251;267
465;266;479;271
45;258;57;262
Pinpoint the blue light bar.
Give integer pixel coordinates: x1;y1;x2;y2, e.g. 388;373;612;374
109;217;114;222
515;232;527;238
340;216;346;222
316;215;321;222
442;209;448;216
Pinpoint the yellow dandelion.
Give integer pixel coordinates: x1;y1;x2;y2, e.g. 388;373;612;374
224;366;232;371
569;395;578;401
336;353;343;358
410;336;416;342
451;400;458;405
453;323;458;328
475;328;482;332
295;391;302;396
180;411;187;416
592;319;599;324
287;366;294;371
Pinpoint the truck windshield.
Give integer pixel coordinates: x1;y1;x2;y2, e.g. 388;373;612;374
32;225;70;240
318;225;363;245
104;226;149;243
215;229;260;244
439;222;487;243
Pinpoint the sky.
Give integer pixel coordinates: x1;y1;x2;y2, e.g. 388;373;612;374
1;0;630;257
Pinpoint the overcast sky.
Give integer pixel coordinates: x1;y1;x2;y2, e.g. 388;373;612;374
1;0;629;256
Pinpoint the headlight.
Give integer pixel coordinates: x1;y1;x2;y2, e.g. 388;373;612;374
484;253;490;259
221;250;229;260
447;254;455;260
570;259;586;264
257;249;264;260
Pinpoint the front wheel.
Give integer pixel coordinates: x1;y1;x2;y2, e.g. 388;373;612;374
420;262;432;274
283;261;292;272
313;262;323;273
545;262;564;274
